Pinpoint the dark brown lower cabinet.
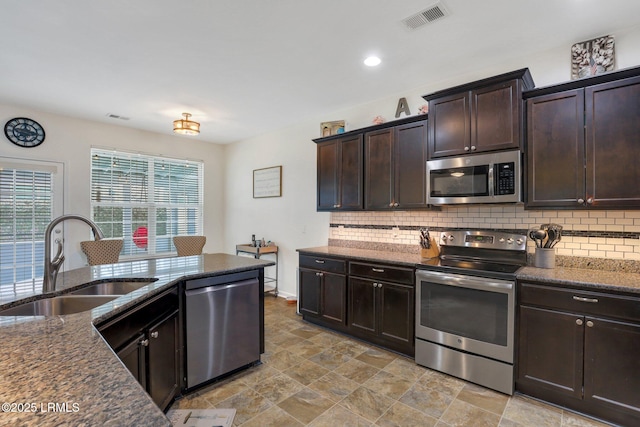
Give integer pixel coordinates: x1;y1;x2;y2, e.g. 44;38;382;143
349;277;414;356
114;309;179;411
99;288;180;412
298;254;416;356
298;255;347;329
299;268;347;326
348;261;415;356
517;281;640;426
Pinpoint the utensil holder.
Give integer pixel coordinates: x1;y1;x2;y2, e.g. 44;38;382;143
421;238;440;259
534;247;555;269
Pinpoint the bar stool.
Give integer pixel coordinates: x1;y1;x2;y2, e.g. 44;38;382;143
80;239;123;265
173;236;206;256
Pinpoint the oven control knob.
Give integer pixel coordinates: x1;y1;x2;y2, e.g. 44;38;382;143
499;238;505;243
507;238;514;244
448;235;454;241
516;238;524;245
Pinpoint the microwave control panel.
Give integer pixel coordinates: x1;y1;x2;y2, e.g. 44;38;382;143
495;162;515;195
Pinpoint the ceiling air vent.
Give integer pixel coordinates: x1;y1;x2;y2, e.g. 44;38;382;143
106;113;130;121
402;2;450;30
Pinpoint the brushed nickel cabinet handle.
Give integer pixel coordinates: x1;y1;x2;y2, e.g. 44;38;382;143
573;296;598;303
315;260;325;264
576;319;583;326
151;331;159;339
577;198;585;204
372;268;385;273
586;197;594;204
586;320;594;327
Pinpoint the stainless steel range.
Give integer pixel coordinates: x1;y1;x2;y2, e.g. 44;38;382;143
415;229;527;395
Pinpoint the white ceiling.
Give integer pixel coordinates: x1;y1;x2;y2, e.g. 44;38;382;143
1;0;639;144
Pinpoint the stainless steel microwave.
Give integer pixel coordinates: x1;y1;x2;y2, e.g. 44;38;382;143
427;150;522;205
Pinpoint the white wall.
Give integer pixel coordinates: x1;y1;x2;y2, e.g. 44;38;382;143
223;24;640;297
0;105;225;272
222;121;330;299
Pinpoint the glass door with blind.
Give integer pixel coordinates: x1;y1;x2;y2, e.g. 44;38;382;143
0;158;63;297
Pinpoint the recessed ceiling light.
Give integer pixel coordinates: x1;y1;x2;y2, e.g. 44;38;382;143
364;56;381;67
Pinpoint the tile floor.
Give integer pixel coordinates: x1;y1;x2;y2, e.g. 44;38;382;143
171;297;613;426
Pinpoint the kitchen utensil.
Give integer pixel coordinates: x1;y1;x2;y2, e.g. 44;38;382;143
544;229;556;248
540;223;562;248
420;228;431;249
533;229;547;248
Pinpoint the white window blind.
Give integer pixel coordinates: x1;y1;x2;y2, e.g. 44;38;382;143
0;162;56;296
90;149;203;259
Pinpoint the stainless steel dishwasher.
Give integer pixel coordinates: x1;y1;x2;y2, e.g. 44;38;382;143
184;271;260;390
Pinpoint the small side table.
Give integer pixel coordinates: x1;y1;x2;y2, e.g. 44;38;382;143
236;244;278;297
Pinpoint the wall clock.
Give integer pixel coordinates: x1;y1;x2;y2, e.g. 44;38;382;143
4;117;46;147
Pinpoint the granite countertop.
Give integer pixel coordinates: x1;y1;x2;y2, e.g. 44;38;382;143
0;253;273;427
297;245;423;268
297;246;640;295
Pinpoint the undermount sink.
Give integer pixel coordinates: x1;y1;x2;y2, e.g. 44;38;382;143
68;281;153;296
0;295;119;317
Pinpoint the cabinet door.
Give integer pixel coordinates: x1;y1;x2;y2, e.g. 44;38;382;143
321;272;347;325
378;281;414;353
365;128;394;210
147;310;179;411
348;277;377;334
585;76;640;208
584;316;640;419
299;268;321;317
428;92;470;157
317;140;339;210
117;334;146;387
317;135;363;211
525;90;586;209
471;80;521;152
517;306;584;398
394;120;428;209
339;134;364;210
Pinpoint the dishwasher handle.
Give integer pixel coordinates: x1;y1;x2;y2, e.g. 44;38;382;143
184;270;258;291
185;278;259;298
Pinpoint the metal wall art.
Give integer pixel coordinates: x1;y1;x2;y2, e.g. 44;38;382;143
571;35;615;79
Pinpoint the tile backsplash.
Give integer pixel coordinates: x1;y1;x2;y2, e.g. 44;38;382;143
330;206;640;261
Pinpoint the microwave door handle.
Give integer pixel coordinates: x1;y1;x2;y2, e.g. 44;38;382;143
488;165;495;197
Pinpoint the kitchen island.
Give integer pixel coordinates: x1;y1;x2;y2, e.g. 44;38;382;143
0;253;273;427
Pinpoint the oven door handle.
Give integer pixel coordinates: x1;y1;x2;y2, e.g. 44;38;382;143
416;270;513;292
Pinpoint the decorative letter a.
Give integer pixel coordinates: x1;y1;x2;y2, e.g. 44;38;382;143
395;97;411;118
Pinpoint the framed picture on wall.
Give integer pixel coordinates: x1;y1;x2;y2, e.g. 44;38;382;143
253;166;282;198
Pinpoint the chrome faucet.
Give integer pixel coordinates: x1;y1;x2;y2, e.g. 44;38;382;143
43;214;104;293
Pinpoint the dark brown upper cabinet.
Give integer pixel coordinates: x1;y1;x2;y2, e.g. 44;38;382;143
316;134;363;211
525;66;640;209
314;115;429;212
424;69;534;158
364;119;428;210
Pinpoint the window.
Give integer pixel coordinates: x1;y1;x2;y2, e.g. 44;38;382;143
90;149;203;259
0;159;63;297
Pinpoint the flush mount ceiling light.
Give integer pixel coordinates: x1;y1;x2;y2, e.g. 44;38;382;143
364;56;381;67
173;112;200;136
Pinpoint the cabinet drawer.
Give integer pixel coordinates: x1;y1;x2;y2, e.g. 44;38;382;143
349;262;414;285
299;255;346;274
519;282;640;323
